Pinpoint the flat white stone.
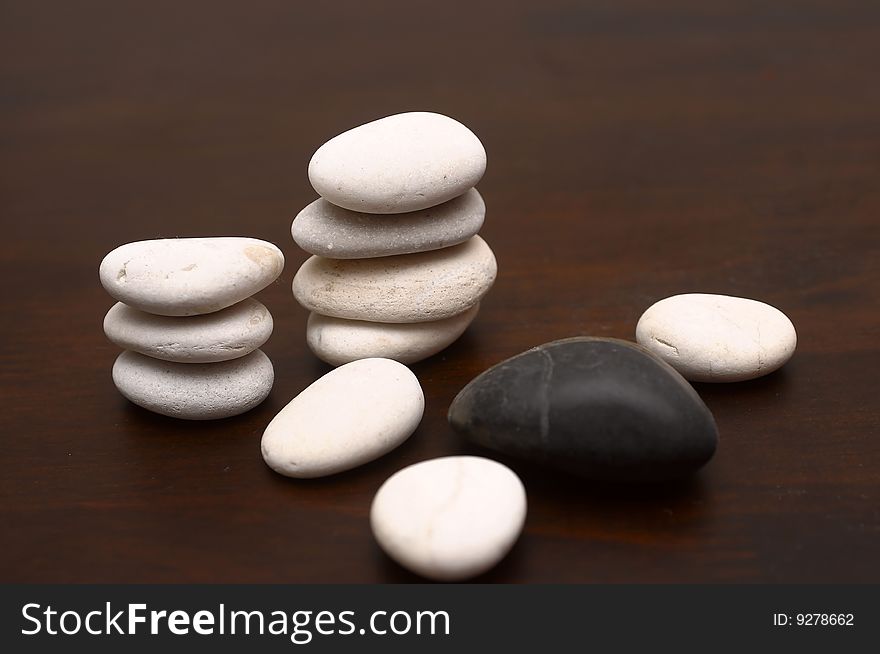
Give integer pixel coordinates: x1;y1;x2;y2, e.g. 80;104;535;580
292;188;485;259
261;358;424;478
636;293;797;382
308;112;486;213
307;304;479;366
100;237;284;316
292;236;497;323
103;299;273;363
112;349;274;419
370;456;527;581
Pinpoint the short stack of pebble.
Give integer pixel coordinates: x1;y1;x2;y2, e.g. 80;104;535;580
99;237;284;419
290;111;496;366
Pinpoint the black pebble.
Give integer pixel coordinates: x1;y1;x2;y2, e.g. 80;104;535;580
448;337;718;482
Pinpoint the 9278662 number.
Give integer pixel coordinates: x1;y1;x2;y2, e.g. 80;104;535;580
796;613;854;626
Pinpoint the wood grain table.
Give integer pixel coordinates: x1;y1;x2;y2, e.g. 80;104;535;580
2;0;878;583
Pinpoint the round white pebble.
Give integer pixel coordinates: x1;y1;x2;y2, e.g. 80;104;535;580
370;456;527;581
292;188;486;259
99;237;284;316
112;349;274;419
103;299;273;363
308;112;486;213
636;293;797;382
292;236;497;323
261;358;424;478
307;304;479;366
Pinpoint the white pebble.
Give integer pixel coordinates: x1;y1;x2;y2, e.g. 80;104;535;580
308;112;486;213
636;293;797;382
371;456;527;581
292;188;485;259
99;237;284;316
103;299;272;363
307;304;479;366
261;358;424;478
112;349;274;419
292;236;496;323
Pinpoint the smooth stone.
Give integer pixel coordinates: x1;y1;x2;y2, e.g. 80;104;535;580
307;304;479;366
261;358;424;478
112;349;273;420
448;337;718;482
99;237;284;316
370;456;526;581
103;299;273;363
636;293;797;382
292;236;496;323
308;112;486;213
292;188;486;259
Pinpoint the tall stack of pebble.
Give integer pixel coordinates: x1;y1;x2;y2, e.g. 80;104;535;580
99;237;284;419
291;112;497;366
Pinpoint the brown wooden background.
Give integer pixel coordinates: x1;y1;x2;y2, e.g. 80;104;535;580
1;0;878;583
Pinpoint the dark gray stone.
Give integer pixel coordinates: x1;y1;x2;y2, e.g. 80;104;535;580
448;337;718;482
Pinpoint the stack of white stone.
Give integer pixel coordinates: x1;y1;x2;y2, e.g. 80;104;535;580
291;112;497;366
99;237;284;419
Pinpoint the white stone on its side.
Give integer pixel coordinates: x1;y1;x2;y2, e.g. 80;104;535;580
103;298;273;363
260;358;424;478
99;237;284;316
307;304;479;366
308;112;486;213
292;236;497;323
112;349;274;419
636;293;797;382
370;456;527;581
292;188;486;259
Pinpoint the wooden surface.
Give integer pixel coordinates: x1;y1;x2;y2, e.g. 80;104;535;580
1;0;878;583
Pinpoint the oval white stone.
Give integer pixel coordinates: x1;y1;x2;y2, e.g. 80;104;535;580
292;236;497;323
261;358;424;478
103;299;273;363
99;237;284;316
371;456;527;581
308;112;486;213
292;188;485;259
112;349;274;419
636;293;797;382
307;304;479;366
